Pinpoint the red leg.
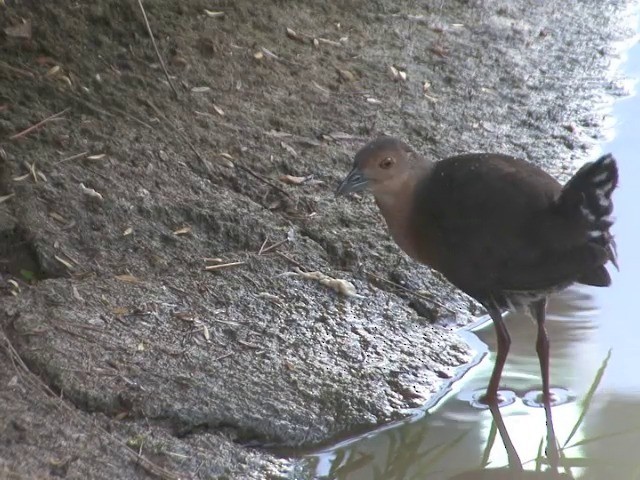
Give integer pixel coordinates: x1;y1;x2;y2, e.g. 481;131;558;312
483;302;510;404
531;297;559;468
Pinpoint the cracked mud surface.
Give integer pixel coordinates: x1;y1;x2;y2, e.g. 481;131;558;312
0;0;630;478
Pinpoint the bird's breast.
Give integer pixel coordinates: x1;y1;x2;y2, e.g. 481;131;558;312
378;205;440;269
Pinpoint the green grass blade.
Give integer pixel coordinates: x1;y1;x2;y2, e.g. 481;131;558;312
563;348;612;448
564;424;640;449
535;437;544;472
414;430;471;480
557;438;576;479
330;451;374;478
327;449;346;476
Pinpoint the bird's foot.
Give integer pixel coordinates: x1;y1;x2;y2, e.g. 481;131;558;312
522;387;575;408
470;389;517;409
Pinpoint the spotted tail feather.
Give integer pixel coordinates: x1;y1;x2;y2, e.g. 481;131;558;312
560;153;619;268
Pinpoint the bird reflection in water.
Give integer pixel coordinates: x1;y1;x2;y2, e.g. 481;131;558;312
309;348;614;480
449;403;565;480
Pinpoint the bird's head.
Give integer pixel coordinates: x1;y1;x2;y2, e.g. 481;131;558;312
336;136;422;198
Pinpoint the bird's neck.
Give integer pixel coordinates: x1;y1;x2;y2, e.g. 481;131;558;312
373;163;434;262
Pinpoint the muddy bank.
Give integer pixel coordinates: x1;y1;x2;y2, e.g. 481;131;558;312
0;0;629;478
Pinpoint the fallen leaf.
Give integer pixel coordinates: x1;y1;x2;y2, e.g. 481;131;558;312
218;157;234;168
173;226;192;235
258;292;282;304
12;173;30;182
123;227;133;236
267;199;281;210
115;274;141;284
329;132;362;141
318;37;341;47
191;86;211;93
114;411;129;420
261;47;279;59
389;65;407;81
430;46;448;58
204;257;223;264
286;27;305;43
59;75;73;87
204;10;225;18
72;285;84;302
0;193;15;204
280;141;298;157
279;174;308;185
80;183;103;201
45;65;61;77
337;69;356;82
285;268;364;298
49;212;67;223
212;104;225;116
54;255;74;270
311;81;330;94
4;19;32;40
253;51;264;60
170;55;188;68
203;325;210;342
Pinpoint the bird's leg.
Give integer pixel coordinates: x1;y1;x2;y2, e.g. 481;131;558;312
531;297;559;469
483;302;510;405
532;298;551;402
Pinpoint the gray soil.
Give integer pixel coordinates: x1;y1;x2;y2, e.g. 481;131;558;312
0;0;630;478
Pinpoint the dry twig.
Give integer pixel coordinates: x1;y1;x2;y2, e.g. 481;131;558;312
204;261;246;271
234;162;292;198
142;98;212;173
136;0;179;99
0;60;36;78
55;151;89;165
9;108;70;140
259;238;289;255
275;251;307;271
258;236;270;255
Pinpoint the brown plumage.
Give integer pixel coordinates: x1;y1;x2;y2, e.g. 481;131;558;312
337;136;618;406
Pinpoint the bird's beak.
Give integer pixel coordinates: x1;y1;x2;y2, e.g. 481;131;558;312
336;166;368;196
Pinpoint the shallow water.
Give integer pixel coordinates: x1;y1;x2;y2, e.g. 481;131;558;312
303;15;640;480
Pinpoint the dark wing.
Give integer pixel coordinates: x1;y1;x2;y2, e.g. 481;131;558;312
414;153;602;295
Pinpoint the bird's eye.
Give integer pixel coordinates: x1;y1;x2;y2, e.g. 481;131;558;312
379;157;395;169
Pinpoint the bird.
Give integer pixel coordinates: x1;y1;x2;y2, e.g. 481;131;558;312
336;136;618;407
